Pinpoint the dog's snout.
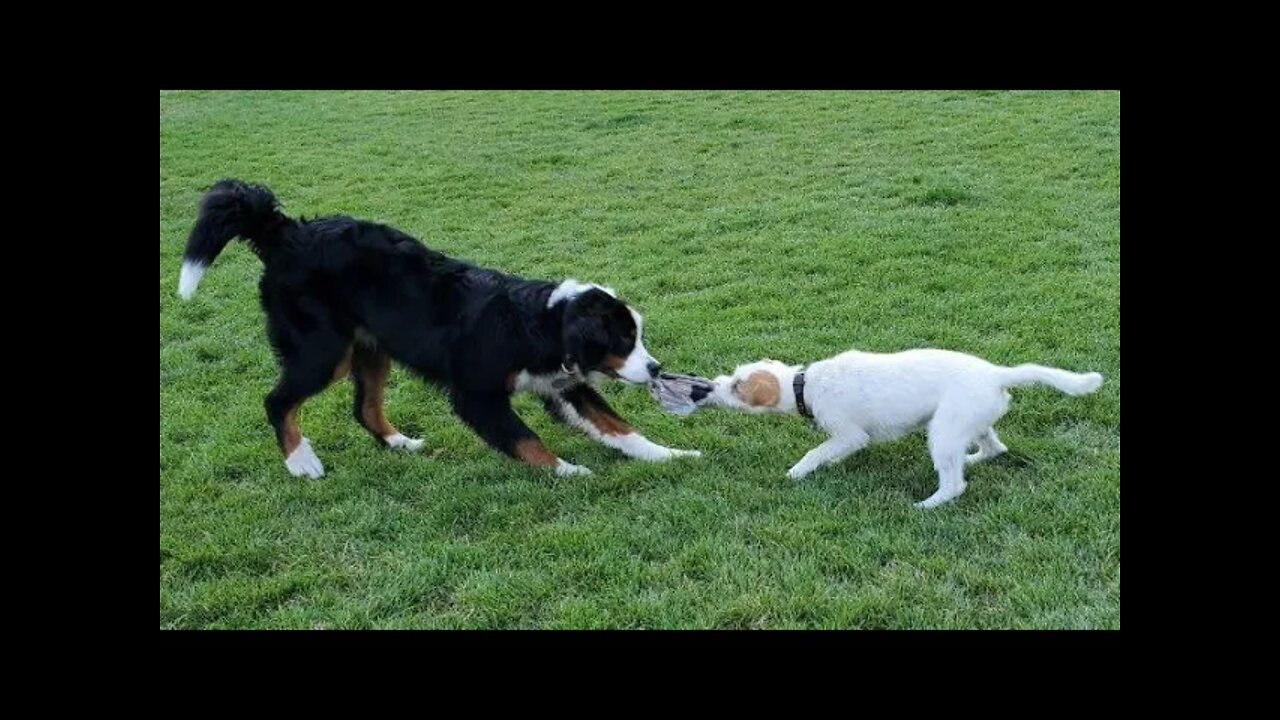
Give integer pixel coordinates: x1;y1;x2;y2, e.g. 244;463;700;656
647;361;662;378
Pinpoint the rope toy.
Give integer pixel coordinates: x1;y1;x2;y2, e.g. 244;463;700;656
648;372;715;416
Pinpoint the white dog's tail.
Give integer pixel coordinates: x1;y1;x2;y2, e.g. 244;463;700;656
997;364;1103;396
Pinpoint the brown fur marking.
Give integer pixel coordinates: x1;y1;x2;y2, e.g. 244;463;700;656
603;353;627;371
332;345;354;382
281;406;302;455
737;370;781;407
514;438;559;467
580;401;633;436
355;350;399;438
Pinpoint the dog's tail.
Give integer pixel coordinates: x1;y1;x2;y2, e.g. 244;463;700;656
997;364;1103;396
178;179;288;299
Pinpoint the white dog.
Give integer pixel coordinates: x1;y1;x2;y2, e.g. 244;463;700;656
703;349;1103;508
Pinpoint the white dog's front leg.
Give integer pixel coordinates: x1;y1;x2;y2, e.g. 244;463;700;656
787;433;868;481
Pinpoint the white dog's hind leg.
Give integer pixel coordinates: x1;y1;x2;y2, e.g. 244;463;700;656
966;427;1008;465
787;431;869;481
917;409;980;508
917;450;966;508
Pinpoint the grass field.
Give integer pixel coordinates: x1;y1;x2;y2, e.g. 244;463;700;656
159;91;1120;629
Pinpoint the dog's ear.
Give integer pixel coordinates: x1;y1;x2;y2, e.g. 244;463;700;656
570;288;613;316
561;291;612;371
736;371;781;407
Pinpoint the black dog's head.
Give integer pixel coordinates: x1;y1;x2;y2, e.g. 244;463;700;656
561;288;661;384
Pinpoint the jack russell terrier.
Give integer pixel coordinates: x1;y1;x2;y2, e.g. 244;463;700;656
699;349;1103;508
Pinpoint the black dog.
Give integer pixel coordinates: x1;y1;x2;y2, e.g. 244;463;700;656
177;179;700;477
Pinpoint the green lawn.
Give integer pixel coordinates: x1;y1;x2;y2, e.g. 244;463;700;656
160;90;1120;629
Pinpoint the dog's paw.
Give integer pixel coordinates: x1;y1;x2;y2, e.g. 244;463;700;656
637;447;701;463
1078;372;1104;395
914;490;962;509
555;459;594;477
384;433;425;453
284;438;325;479
786;466;811;482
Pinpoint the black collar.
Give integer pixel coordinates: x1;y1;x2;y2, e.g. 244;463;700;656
794;367;812;419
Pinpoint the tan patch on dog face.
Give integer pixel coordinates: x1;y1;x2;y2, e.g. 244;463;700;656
603;353;627;371
735;370;780;407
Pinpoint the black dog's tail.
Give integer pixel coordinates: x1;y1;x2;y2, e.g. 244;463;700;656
178;179;288;299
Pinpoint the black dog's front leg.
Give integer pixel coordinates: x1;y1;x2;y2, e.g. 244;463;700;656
450;389;592;476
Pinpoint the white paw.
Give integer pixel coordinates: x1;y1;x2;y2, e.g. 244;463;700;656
914;491;962;509
642;447;702;462
1079;372;1103;394
555;459;594;477
384;433;425;452
786;466;811;481
284;438;325;479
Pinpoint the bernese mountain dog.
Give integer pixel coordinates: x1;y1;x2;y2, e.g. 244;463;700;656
176;179;700;478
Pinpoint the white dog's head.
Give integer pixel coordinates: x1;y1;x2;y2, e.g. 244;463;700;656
706;359;800;414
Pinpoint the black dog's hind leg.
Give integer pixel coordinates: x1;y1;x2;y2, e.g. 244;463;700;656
262;313;352;478
350;344;423;451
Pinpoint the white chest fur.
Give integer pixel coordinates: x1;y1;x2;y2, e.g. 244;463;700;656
512;369;581;396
